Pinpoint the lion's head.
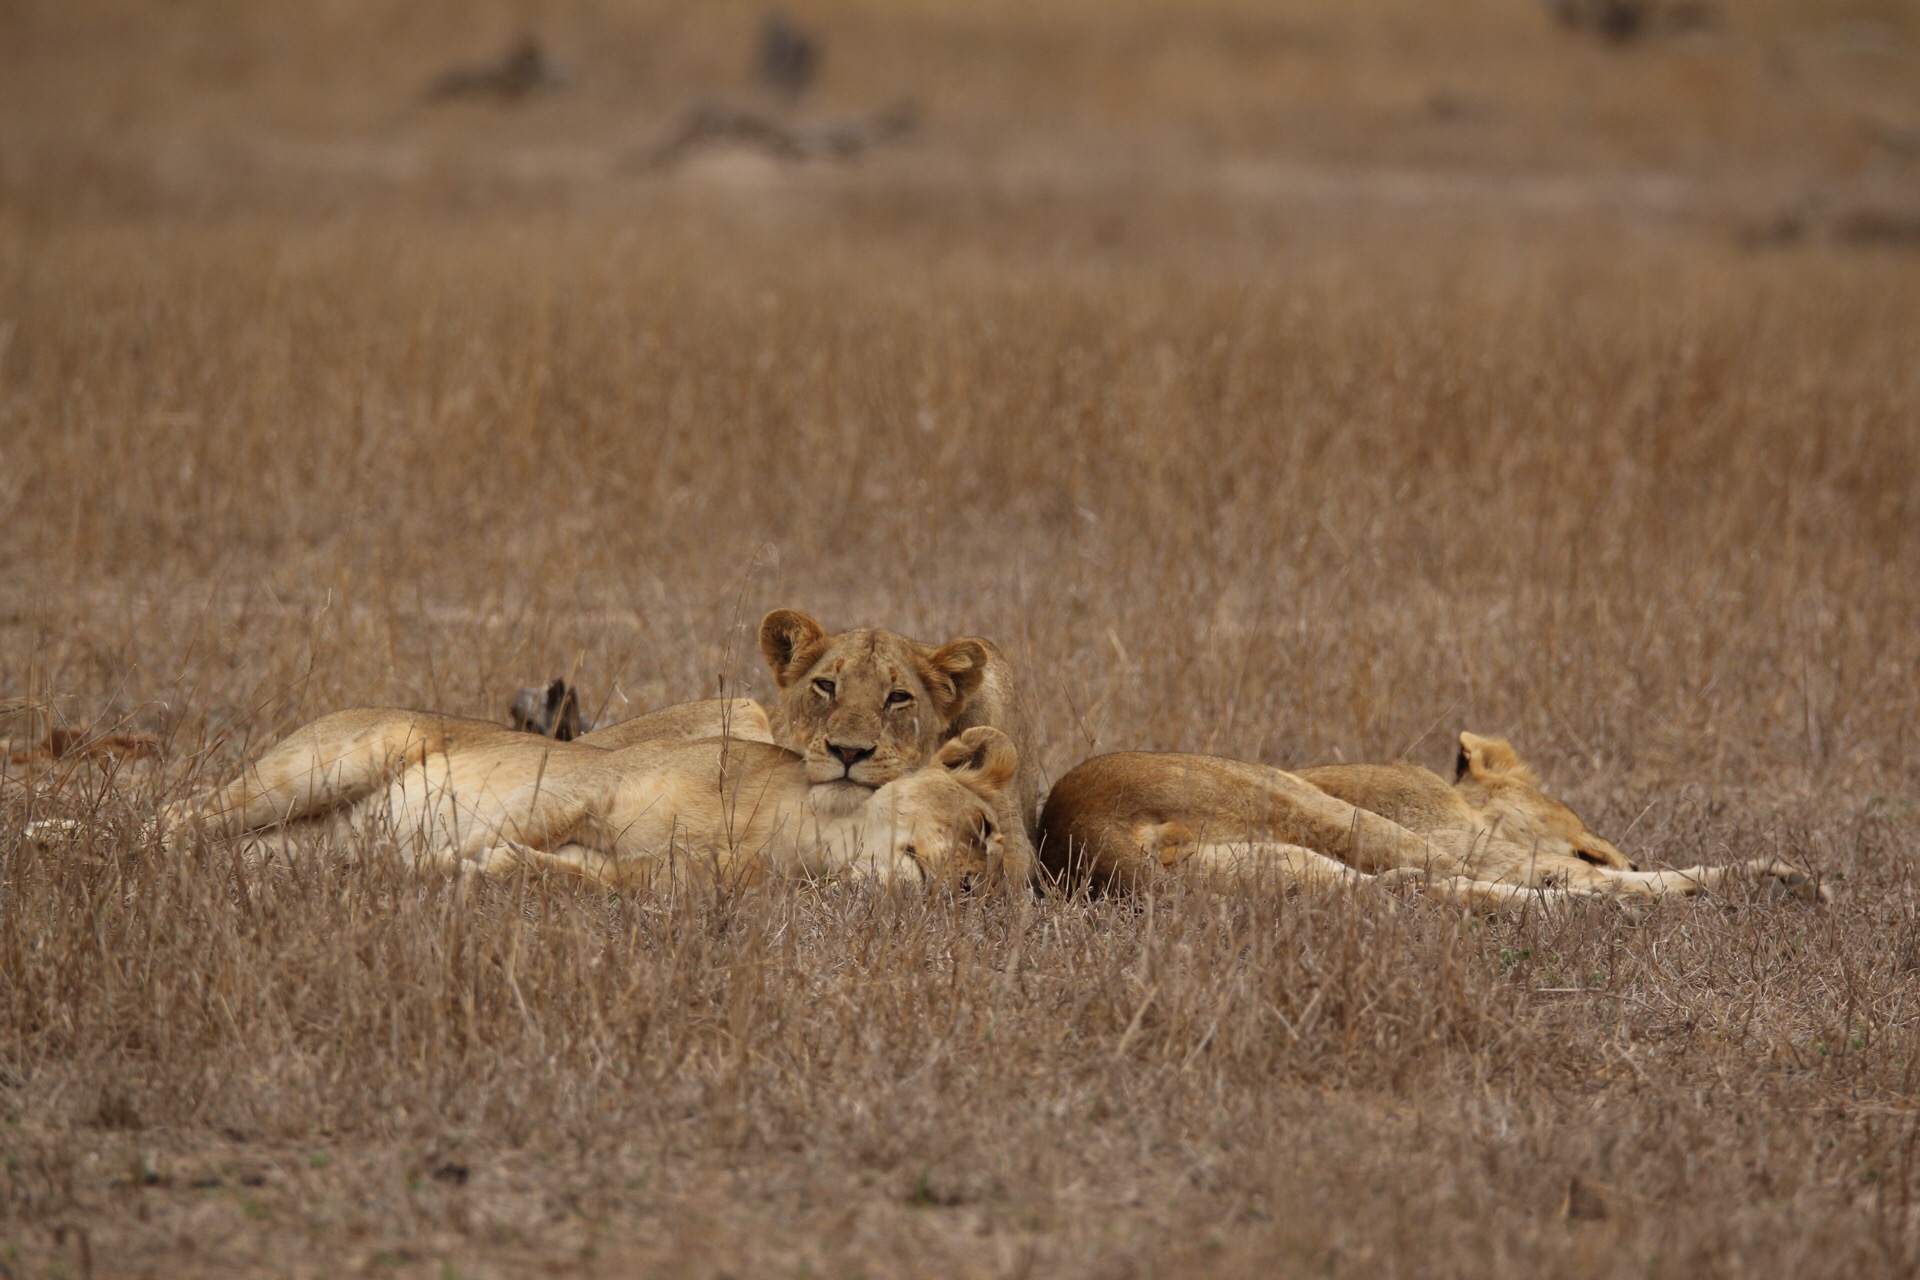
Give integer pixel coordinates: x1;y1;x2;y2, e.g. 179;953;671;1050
1453;731;1636;871
857;726;1020;891
759;608;991;804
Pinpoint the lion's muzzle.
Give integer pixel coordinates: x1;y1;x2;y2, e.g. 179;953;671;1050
827;740;875;769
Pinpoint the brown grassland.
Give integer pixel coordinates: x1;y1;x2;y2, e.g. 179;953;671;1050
4;1;1920;1275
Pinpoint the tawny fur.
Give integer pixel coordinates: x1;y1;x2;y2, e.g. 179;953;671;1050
1039;731;1826;910
531;612;1039;871
582;610;1042;882
153;708;1020;892
578;697;773;749
757;608;1041;885
1296;732;1635;872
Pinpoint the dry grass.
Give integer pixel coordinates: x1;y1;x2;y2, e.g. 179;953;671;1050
5;2;1920;1276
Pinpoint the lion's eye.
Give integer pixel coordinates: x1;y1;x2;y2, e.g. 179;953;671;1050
885;690;912;708
812;678;836;698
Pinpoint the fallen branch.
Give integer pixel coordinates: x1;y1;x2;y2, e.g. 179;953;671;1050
424;36;569;103
638;99;918;171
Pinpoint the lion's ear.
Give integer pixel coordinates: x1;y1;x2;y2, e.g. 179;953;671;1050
920;638;990;717
510;678;584;739
545;679;584;741
935;726;1018;801
1455;732;1540;786
760;609;828;686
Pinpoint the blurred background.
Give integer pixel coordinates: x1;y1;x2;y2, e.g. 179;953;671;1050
5;1;1919;221
2;0;1917;786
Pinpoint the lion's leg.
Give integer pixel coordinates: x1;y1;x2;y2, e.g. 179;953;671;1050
1222;766;1492;878
524;843;631;885
1439;850;1829;905
160;711;450;845
1168;837;1372;893
990;792;1039;885
1171;839;1574;910
1432;843;1828;902
443;769;667;890
1357;840;1827;908
540;843;682;889
1372;827;1661;898
1164;762;1632;887
445;769;599;866
1169;838;1590;916
459;841;670;890
1563;857;1829;903
1408;875;1590;912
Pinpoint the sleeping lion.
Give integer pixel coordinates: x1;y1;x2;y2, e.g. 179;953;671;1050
1040;731;1827;909
145;710;1019;892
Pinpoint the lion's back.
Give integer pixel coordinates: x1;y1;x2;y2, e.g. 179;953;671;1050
1292;763;1468;835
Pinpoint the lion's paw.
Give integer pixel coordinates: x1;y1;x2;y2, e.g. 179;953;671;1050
1372;867;1433;895
1744;858;1832;904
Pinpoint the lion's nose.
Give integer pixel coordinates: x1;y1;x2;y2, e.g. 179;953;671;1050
828;741;875;768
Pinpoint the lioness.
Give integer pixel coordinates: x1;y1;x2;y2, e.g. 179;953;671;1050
147;708;1019;891
757;608;1038;863
512;609;1041;881
1039;732;1826;909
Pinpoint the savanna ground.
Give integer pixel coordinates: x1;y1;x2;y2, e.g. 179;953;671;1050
4;1;1920;1275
